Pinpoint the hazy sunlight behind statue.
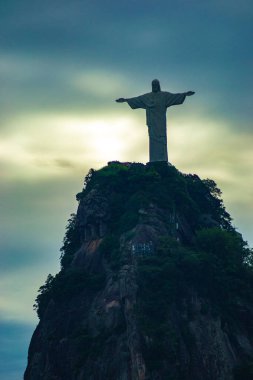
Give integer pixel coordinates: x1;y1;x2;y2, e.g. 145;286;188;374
116;79;195;162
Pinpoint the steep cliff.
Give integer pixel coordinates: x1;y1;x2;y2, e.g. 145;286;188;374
24;162;253;380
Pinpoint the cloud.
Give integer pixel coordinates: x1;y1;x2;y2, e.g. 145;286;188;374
0;320;35;379
0;53;147;121
169;116;253;244
70;70;131;98
0;112;148;179
1;108;252;239
0;268;45;323
0;175;83;326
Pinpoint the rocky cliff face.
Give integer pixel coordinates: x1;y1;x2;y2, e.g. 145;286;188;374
24;162;253;380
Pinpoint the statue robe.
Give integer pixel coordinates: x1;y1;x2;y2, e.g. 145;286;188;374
126;91;186;162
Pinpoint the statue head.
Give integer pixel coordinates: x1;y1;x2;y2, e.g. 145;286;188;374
152;79;161;93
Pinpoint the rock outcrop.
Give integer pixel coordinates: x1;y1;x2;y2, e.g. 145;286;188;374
24;162;253;380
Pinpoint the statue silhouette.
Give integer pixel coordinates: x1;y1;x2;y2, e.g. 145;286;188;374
116;79;195;162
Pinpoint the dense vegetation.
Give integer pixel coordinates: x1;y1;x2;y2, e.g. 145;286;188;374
137;230;253;375
78;162;253;377
60;213;81;269
34;269;105;319
35;161;253;377
76;161;232;234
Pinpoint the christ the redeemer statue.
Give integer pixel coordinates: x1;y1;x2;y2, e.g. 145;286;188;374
116;79;195;162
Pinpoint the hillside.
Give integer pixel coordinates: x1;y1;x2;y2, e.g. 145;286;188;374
24;162;253;380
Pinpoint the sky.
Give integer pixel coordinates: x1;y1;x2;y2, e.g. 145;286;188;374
0;1;253;378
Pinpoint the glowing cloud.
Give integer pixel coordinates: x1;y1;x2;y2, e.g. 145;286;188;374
0;113;148;179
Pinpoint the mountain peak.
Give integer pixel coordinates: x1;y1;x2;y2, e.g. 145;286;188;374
25;162;253;380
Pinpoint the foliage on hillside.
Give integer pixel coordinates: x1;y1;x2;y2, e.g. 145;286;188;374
77;161;232;234
35;162;253;332
137;230;253;374
34;269;105;319
60;213;81;269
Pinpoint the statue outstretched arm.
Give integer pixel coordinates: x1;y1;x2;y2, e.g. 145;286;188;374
116;98;127;103
166;91;195;107
116;95;147;109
